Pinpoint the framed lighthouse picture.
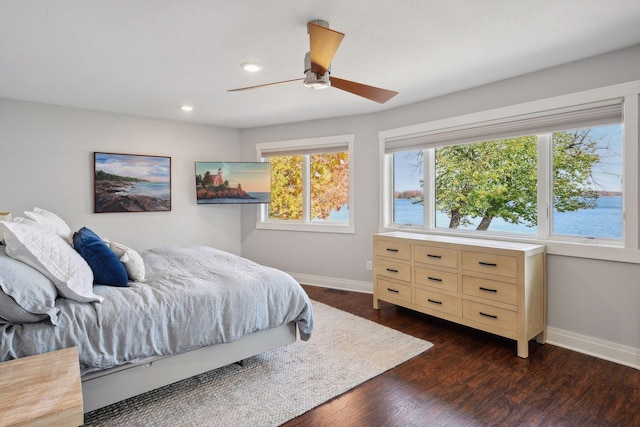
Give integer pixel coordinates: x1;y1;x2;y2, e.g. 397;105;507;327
194;162;271;204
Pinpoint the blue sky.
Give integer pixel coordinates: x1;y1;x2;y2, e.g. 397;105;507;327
95;153;170;182
586;124;622;192
394;150;423;192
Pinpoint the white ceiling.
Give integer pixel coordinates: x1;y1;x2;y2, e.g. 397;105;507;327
1;1;639;129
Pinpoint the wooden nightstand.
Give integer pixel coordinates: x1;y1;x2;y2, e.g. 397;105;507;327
0;347;84;427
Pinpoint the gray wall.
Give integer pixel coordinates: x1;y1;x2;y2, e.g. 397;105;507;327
0;99;243;253
240;44;640;356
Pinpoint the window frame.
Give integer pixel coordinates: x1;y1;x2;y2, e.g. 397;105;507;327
256;134;355;234
379;81;640;263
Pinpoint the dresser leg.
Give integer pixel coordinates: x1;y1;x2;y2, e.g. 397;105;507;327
535;329;546;344
517;340;529;358
373;297;380;309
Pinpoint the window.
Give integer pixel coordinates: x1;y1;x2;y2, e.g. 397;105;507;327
393;150;424;226
380;81;639;262
551;125;623;240
256;134;355;233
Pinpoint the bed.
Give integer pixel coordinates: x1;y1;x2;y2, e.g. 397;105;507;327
0;210;313;413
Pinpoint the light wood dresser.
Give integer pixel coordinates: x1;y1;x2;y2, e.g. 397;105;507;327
0;347;83;426
373;232;546;358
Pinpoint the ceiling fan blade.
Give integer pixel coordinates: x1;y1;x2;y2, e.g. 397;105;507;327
330;77;398;104
308;22;344;75
228;78;303;92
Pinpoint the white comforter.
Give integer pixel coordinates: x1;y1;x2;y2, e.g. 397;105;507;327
0;246;313;374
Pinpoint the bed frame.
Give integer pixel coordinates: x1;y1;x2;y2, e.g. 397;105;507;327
81;321;297;412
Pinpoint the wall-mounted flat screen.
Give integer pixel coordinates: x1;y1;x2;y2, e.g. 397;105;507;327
195;162;271;204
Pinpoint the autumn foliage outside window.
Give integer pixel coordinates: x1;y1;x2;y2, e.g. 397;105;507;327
268;155;303;220
310;152;349;221
268;152;349;222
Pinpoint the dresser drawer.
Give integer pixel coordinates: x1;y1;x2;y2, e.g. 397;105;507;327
414;244;458;269
462;275;517;306
463;300;517;332
415;266;458;293
414;288;458;316
377;278;412;304
462;251;518;278
375;239;411;261
376;259;411;282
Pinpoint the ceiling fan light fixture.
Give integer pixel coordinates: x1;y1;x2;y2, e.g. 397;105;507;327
241;62;263;72
303;51;330;89
303;71;331;89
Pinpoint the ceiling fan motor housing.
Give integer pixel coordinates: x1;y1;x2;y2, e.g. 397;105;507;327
303;51;331;89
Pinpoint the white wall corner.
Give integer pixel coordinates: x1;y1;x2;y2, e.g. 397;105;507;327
546;326;640;371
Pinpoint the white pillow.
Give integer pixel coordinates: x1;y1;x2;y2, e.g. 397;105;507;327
23;207;73;243
0;221;103;303
104;239;146;282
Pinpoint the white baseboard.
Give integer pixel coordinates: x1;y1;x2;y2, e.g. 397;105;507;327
291;272;640;371
546;327;640;370
288;272;373;294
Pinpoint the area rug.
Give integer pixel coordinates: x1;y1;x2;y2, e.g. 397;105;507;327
84;301;433;426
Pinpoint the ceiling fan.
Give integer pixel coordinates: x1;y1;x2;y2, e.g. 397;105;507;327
228;20;398;104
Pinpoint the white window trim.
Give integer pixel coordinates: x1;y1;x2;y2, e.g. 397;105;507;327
379;81;640;263
256;134;355;234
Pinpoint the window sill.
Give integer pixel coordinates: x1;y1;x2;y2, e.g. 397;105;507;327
257;221;355;234
381;225;640;264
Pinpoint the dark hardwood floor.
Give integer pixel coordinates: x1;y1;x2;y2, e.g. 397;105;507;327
283;285;640;427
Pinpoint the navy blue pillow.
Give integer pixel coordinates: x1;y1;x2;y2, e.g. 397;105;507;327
73;227;129;287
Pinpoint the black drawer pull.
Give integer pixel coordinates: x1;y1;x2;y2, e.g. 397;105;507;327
478;261;498;267
427;299;442;305
386;248;399;253
427;254;442;259
386;268;399;273
428;276;442;282
387;288;399;294
479;286;497;293
480;312;498;319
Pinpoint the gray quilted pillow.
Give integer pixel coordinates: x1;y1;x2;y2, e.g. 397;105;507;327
0;246;59;325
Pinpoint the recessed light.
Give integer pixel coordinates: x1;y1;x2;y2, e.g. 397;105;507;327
180;105;193;112
241;62;263;72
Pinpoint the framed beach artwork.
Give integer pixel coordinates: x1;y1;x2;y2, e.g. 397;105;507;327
94;152;171;213
195;162;271;204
